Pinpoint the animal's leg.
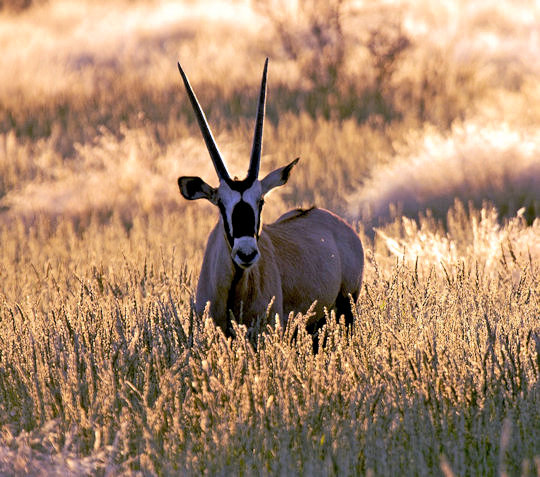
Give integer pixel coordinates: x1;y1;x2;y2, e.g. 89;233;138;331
335;290;358;327
306;317;326;354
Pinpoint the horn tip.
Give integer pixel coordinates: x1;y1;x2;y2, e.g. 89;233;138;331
177;61;191;89
177;61;185;76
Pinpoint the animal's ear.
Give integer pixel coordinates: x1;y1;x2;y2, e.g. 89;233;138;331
178;176;218;204
260;157;299;195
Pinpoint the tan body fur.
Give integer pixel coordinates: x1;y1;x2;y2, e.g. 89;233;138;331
196;207;364;331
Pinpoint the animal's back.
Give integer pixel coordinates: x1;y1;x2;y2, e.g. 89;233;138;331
264;207;364;322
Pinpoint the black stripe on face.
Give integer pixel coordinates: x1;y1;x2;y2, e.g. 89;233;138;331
224;178;254;192
231;200;256;238
217;201;234;247
257;198;264;237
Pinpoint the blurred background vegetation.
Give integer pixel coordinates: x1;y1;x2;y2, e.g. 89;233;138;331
0;0;539;229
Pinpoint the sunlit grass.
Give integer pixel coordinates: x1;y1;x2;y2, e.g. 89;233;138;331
0;206;538;475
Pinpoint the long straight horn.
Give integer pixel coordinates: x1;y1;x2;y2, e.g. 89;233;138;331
177;62;230;181
247;58;268;182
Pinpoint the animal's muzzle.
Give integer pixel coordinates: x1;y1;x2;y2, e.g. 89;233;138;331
232;237;260;269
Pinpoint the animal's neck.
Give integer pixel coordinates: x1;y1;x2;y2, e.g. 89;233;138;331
221;232;265;335
225;262;244;322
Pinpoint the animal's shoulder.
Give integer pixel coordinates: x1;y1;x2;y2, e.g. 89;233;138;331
273;207;349;227
274;207;317;224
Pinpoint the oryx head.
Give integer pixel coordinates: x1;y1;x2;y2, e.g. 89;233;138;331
177;59;299;269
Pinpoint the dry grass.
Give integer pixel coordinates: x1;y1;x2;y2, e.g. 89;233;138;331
0;0;539;475
0;207;538;475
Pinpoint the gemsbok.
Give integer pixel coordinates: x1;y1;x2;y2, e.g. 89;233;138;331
177;58;364;338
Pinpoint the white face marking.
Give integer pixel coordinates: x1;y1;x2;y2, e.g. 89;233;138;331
242;181;262;207
218;180;242;232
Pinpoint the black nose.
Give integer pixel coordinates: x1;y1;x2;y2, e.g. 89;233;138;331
237;249;258;262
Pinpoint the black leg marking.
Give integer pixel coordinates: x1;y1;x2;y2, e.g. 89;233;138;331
291;292;359;354
306;318;326;354
336;291;358;327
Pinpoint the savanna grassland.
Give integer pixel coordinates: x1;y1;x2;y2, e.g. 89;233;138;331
0;0;539;475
